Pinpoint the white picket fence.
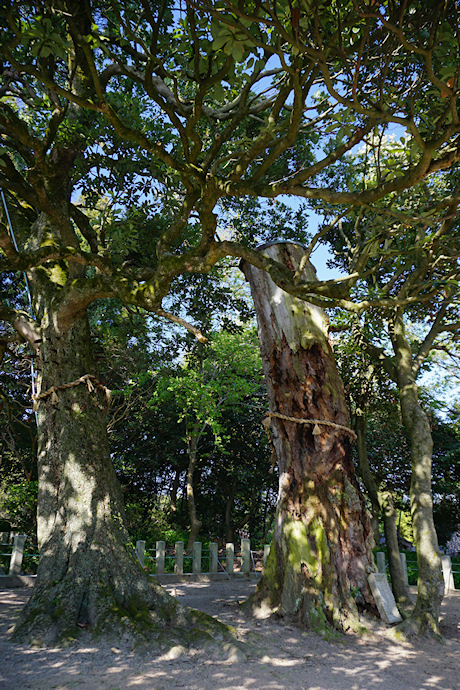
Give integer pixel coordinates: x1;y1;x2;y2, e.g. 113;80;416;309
135;538;271;578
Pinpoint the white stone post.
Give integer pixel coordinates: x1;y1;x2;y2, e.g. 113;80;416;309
175;541;184;575
9;534;26;576
156;540;165;575
399;552;409;586
263;544;270;567
226;543;234;575
136;540;145;569
193;542;202;574
209;542;218;574
442;555;455;593
376;551;386;573
241;538;251;574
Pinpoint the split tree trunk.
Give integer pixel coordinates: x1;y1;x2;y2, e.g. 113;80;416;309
14;302;224;647
242;243;377;634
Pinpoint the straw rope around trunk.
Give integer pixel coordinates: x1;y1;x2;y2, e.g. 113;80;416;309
31;374;111;411
262;411;357;470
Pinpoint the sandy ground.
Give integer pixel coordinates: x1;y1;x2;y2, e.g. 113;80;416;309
0;580;459;690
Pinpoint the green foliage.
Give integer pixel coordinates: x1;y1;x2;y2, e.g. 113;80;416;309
0;479;38;535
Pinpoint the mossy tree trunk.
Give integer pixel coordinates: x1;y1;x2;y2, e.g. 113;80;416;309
14;303;191;646
12;214;225;648
242;243;377;634
392;310;444;636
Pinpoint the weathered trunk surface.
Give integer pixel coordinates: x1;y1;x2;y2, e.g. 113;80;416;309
14;305;228;648
355;411;412;606
392;311;444;637
399;385;444;636
242;243;376;634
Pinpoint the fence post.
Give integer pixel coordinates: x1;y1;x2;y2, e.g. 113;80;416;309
263;544;271;567
9;534;26;576
156;540;165;575
241;538;251;574
193;542;202;574
136;540;145;569
442;555;455;593
399;552;409;586
226;542;234;575
210;542;218;574
376;551;386;573
175;541;184;575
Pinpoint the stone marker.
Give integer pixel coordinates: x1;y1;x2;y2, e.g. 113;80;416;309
376;551;386;573
8;535;26;577
241;538;251;574
399;552;409;586
192;541;202;574
226;543;234;574
368;572;402;625
136;540;145;568
210;542;218;574
442;555;455;593
156;540;165;574
175;541;184;575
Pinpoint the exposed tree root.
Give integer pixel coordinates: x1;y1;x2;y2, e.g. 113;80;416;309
12;568;239;653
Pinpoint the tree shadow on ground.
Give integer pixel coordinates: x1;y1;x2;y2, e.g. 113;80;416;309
0;583;459;690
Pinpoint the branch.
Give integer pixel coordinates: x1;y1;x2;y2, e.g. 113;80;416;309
154;309;208;343
0;305;41;348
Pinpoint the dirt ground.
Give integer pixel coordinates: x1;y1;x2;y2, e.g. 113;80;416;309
0;580;459;690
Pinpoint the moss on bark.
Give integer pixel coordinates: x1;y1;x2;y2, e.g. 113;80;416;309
242;243;378;636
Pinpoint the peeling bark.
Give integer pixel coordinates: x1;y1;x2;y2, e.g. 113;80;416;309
242;243;377;634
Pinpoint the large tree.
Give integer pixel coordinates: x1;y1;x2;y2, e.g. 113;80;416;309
2;0;460;642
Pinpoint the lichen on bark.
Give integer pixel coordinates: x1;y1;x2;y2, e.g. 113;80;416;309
242;243;378;634
12;291;234;650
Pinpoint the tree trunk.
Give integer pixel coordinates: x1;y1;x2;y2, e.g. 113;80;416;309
355;411;411;606
399;384;444;636
225;477;238;543
391;312;444;637
186;431;201;550
170;466;181;512
13;303;224;647
241;243;376;634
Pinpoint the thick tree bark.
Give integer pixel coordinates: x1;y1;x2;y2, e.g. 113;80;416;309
13;295;229;647
355;411;412;606
242;243;377;634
